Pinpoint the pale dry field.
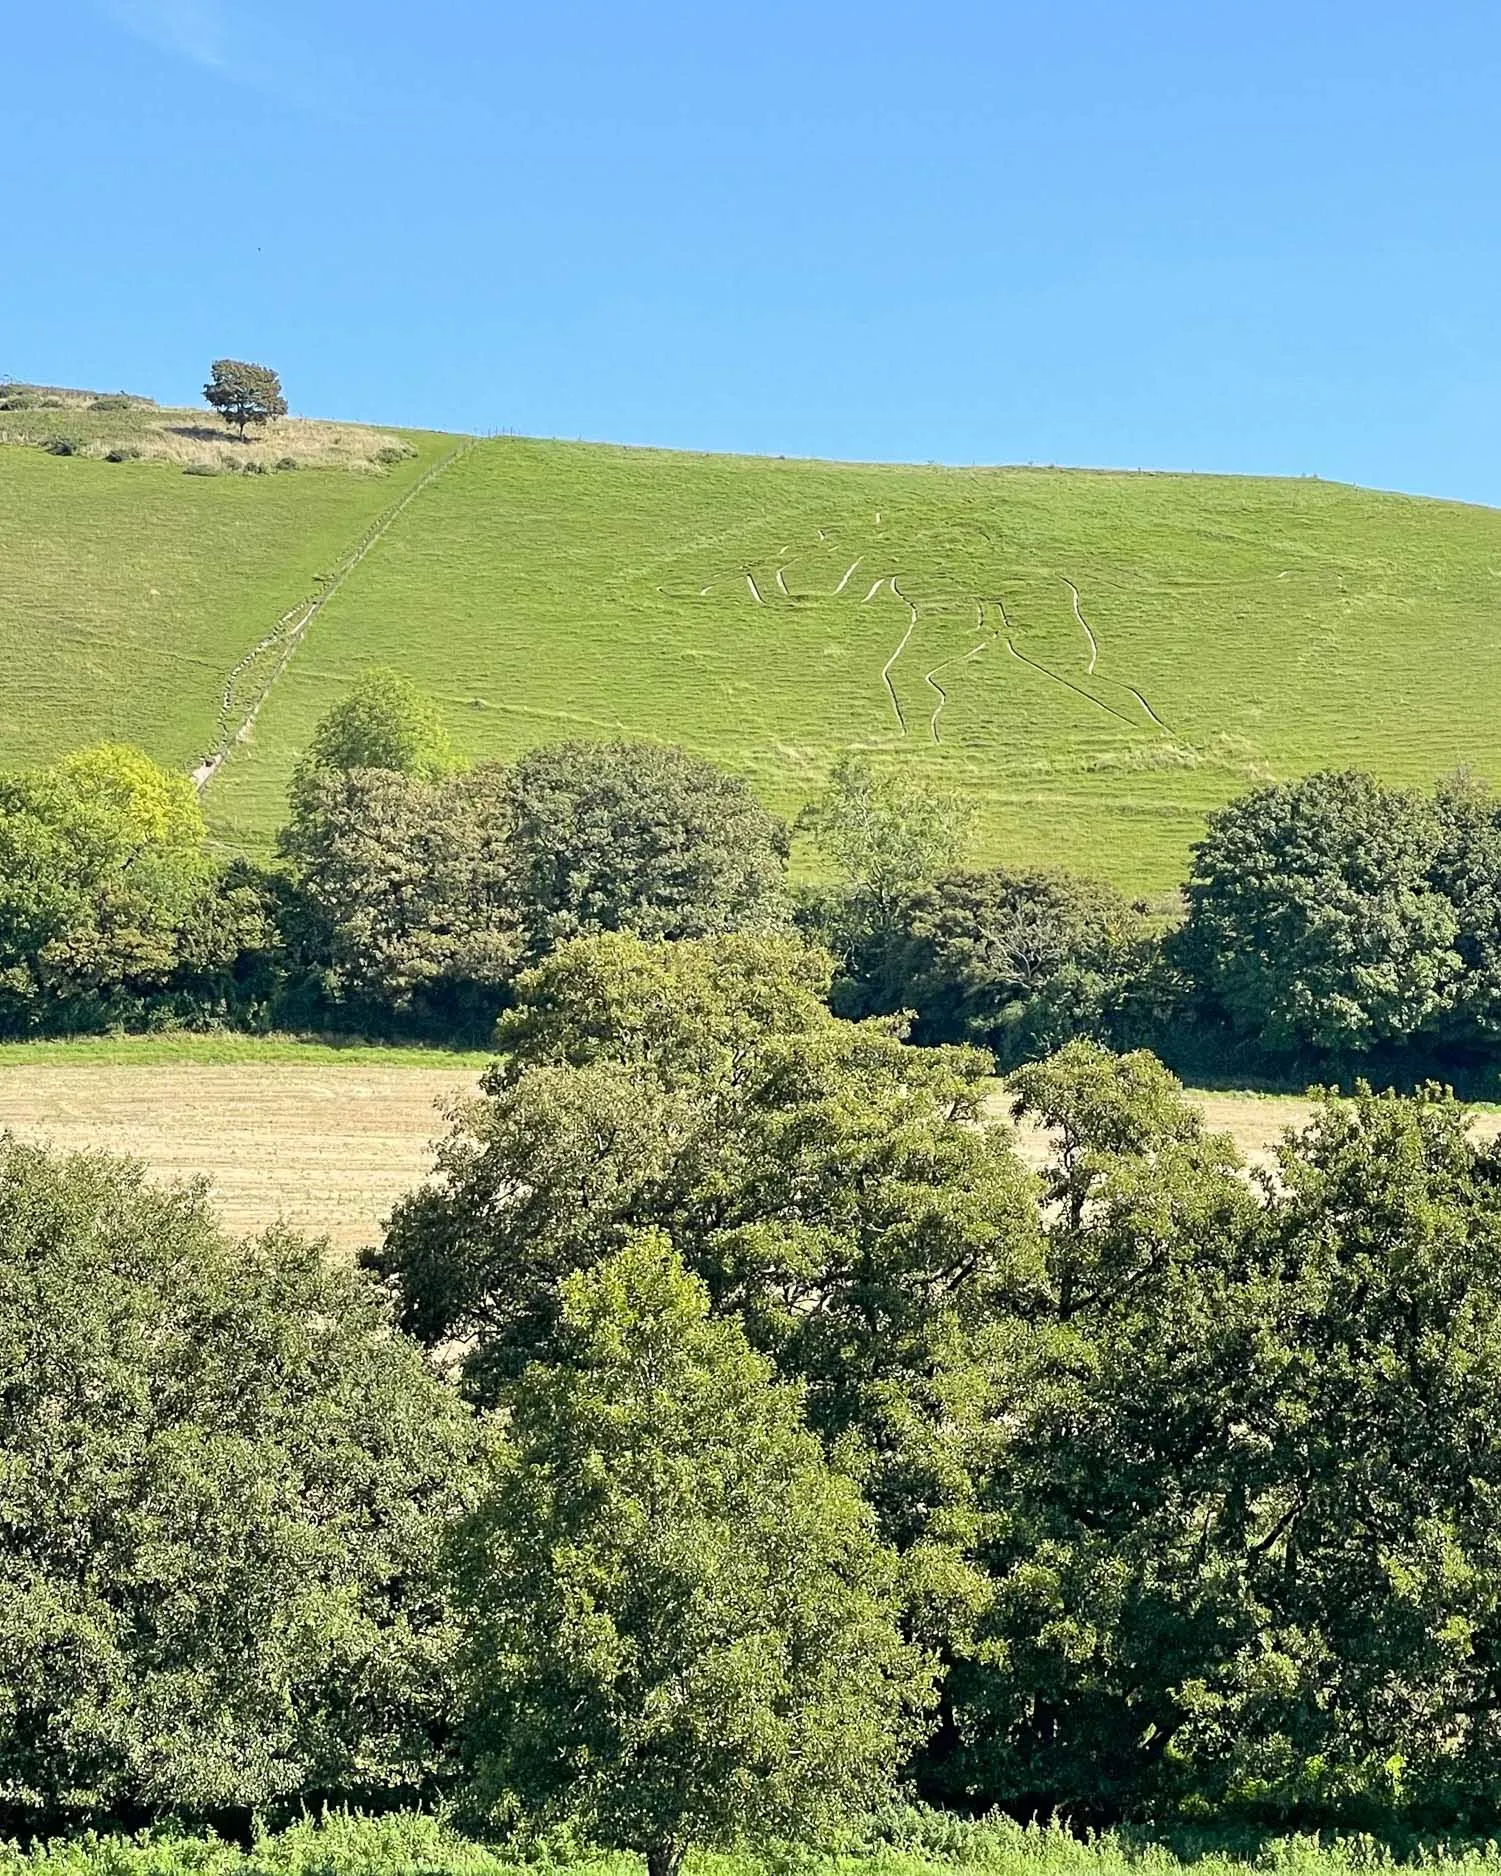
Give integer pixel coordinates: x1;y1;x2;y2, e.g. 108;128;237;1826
0;1064;482;1253
0;1066;1496;1256
1002;1090;1501;1174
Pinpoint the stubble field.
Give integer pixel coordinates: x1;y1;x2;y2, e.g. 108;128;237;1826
0;1044;1484;1253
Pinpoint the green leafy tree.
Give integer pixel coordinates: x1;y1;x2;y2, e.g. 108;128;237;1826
203;358;287;440
452;1234;936;1876
948;1045;1501;1827
373;931;1039;1585
1177;770;1463;1057
295;669;455;789
0;1139;478;1833
503;740;790;957
278;763;519;1032
839;866;1155;1064
0;745;221;1032
799;753;975;928
1428;768;1501;1049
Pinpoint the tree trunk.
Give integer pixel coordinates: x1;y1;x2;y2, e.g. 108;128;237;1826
646;1841;686;1876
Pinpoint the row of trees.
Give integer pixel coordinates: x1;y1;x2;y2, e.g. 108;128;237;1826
17;938;1501;1846
8;670;1501;1083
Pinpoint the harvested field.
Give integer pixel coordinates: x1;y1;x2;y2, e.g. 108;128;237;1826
1002;1088;1501;1173
0;1063;482;1254
2;1062;1498;1257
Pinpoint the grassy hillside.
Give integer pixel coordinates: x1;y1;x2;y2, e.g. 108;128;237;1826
6;412;1501;890
205;439;1501;889
0;413;454;777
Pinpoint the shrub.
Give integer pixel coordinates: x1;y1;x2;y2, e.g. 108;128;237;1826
504;739;791;956
39;434;81;456
453;1235;935;1876
0;1138;479;1832
88;393;136;412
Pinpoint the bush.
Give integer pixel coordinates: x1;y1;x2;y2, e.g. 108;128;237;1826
0;1138;479;1833
88;394;136;412
182;463;218;476
104;446;141;463
39;435;81;456
830;865;1161;1067
504;739;791;956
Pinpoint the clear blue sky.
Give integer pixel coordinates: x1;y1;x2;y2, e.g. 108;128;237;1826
8;2;1500;503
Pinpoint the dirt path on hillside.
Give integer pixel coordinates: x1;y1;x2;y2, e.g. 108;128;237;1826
192;440;478;789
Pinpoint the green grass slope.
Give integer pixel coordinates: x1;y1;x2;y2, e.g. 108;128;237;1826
205;438;1501;890
0;427;453;776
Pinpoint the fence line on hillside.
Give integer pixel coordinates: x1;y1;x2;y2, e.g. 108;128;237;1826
191;436;479;791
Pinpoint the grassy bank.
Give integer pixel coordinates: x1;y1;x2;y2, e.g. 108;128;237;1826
0;1033;494;1068
9;1812;1499;1876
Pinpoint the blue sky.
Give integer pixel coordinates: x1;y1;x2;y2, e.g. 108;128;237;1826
7;1;1501;503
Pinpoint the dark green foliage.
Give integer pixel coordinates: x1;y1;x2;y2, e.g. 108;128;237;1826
371;931;1040;1557
832;866;1161;1066
0;1139;478;1833
278;764;518;1035
453;1236;935;1876
504;740;790;957
1427;771;1501;1051
202;359;287;440
1177;772;1463;1057
943;1042;1501;1828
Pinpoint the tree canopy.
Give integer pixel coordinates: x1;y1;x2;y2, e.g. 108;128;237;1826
371;930;1040;1555
1178;770;1462;1056
835;864;1154;1064
203;359;287;439
0;1139;477;1833
453;1235;934;1876
295;667;455;787
504;739;790;957
278;763;518;1034
0;744;236;1033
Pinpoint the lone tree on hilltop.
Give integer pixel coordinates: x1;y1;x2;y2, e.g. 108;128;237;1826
204;358;287;439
